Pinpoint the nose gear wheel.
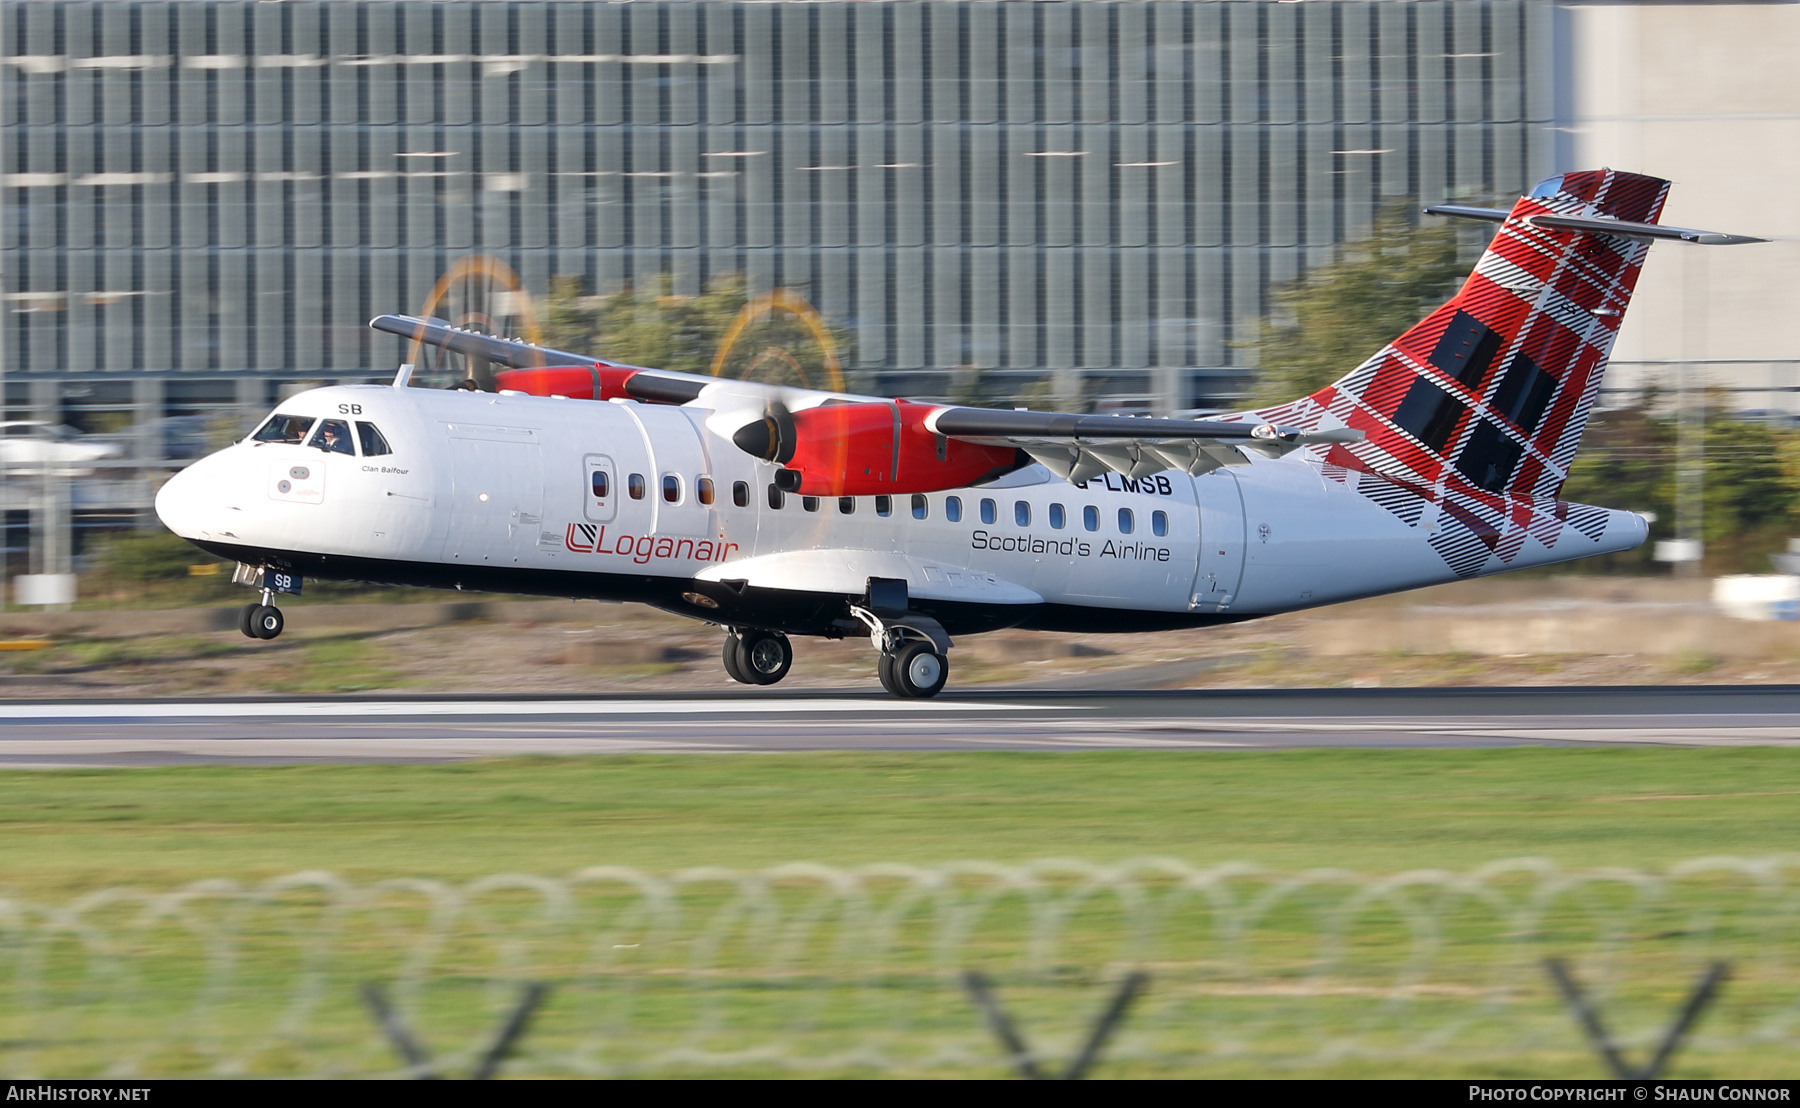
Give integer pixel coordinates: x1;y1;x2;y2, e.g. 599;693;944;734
246;604;284;640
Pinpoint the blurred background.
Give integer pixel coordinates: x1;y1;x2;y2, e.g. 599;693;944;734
0;0;1796;656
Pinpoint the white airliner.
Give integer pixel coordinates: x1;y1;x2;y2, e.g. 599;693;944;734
0;421;125;476
156;170;1760;697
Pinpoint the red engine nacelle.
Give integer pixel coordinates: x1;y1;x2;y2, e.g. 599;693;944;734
492;364;642;400
732;399;1021;497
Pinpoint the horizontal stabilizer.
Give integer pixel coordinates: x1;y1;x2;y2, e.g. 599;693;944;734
1424;204;1765;246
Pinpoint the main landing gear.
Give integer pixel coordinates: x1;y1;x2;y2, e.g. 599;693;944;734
878;639;949;699
852;604;951;700
238;588;285;640
718;579;950;698
723;628;792;685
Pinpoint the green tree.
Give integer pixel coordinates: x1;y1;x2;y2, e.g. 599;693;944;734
1560;400;1800;575
1558;402;1676;573
541;274;854;390
1695;416;1794;560
1248;203;1468;405
542;273;748;375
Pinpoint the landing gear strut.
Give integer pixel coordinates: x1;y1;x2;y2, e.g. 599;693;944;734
851;603;951;700
723;628;792;686
239;588;284;641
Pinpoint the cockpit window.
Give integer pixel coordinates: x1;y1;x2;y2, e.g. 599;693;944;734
356;422;392;457
252;414;316;444
311;419;355;455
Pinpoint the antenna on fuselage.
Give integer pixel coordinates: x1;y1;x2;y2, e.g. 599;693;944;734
392;363;414;389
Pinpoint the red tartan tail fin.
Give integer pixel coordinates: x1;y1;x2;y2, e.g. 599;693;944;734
1260;169;1669;503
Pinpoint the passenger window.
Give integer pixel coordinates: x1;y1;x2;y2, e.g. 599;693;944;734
628;473;646;500
980;498;997;525
1049;503;1066;530
875;495;892;517
803;496;820;512
1014;501;1031;527
733;481;749;508
697;477;715;506
767;483;785;509
911;493;929;520
253;414;315;444
662;475;681;503
591;470;610;499
1083;505;1099;532
356;422;392;457
946;496;963;523
1152;510;1168;537
310;419;355;455
1118;508;1135;534
839;496;855;515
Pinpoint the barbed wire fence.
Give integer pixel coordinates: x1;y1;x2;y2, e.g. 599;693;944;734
4;857;1800;1078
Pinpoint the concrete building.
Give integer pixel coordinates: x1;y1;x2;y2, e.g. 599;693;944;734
1561;1;1800;417
1;0;1559;457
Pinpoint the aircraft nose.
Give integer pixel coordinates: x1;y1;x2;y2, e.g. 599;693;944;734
155;451;236;539
154;463;204;539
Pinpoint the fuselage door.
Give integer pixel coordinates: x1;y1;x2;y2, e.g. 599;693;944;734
583;454;617;524
441;423;545;563
1190;469;1246;612
618;404;712;537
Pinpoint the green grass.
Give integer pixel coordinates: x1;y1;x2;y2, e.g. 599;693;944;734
263;635;407;693
5;749;1800;1078
4;748;1800;893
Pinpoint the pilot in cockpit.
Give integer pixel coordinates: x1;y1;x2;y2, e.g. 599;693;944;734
315;419;355;456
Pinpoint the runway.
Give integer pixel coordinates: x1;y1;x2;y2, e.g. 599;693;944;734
4;685;1800;765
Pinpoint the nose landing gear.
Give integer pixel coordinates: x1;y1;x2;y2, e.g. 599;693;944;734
722;628;792;685
238;588;285;640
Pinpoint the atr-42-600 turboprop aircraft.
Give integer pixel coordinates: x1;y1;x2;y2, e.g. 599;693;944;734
156;170;1761;697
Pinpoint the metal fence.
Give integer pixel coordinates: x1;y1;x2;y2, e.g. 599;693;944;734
5;857;1800;1078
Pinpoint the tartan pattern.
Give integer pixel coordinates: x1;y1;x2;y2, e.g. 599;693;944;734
1251;169;1666;577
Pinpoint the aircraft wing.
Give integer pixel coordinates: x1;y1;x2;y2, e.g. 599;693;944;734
925;407;1364;483
369;313;729;402
368;313;1363;485
368;313;871;406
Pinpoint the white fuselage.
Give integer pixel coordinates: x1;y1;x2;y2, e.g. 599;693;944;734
156;384;1647;637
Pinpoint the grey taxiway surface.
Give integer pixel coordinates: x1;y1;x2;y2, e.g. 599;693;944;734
3;686;1800;765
